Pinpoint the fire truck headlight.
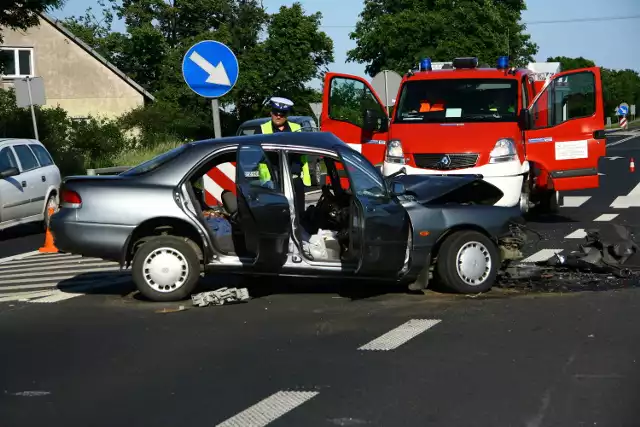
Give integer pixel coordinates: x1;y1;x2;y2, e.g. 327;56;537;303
489;138;518;163
386;139;405;164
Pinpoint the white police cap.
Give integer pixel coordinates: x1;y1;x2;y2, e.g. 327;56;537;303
269;97;294;112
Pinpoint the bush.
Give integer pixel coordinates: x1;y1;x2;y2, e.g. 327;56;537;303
0;89;130;176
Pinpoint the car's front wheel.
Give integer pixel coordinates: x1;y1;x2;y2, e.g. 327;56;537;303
132;235;201;302
43;193;58;230
435;230;499;294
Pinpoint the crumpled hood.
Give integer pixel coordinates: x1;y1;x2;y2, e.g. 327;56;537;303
393;174;504;206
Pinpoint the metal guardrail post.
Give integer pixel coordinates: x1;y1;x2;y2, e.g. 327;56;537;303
87;169;96;176
85;166;131;175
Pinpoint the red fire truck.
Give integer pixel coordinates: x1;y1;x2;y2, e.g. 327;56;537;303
320;56;606;213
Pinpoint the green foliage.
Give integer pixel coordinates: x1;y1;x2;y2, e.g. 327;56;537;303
0;89;129;175
347;0;539;77
0;0;65;46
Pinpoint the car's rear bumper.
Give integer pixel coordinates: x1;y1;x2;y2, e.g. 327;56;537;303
50;212;134;262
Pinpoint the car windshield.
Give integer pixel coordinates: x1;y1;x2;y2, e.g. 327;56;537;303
394;78;518;123
120;144;191;176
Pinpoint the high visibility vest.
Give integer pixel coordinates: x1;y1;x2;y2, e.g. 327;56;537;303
258;162;271;183
259;121;311;186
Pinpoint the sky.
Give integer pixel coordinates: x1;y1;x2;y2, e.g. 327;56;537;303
51;0;640;80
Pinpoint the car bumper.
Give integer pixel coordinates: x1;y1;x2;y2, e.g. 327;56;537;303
50;212;134;262
383;160;528;208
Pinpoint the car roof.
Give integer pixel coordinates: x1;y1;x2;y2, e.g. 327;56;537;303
0;138;43;147
238;116;315;127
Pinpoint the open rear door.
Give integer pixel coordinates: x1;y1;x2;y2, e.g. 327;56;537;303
321;73;390;168
235;144;291;268
525;67;606;192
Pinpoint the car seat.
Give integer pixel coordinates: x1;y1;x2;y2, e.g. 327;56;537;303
221;190;239;221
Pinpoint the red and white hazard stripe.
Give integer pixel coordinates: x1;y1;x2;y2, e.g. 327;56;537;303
620;116;628;129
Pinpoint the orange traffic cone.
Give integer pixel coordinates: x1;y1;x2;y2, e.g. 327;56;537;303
631;157;636;173
39;207;58;253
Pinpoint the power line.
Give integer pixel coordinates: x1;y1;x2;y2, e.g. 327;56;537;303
319;14;640;29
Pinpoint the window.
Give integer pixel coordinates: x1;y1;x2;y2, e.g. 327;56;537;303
531;71;596;129
395;79;519;123
13;144;39;171
339;148;387;199
238;145;279;190
0;48;33;78
0;147;18;172
328;77;385;128
29;144;54;166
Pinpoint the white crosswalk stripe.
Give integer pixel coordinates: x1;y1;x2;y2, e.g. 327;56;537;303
0;252;131;304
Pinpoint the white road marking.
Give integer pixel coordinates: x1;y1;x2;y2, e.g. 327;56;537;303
0;250;40;265
607;133;640;147
565;229;587;239
0;253;131;304
521;249;563;263
215;390;319;427
610;181;640;208
358;319;441;351
594;214;618;222
560;196;590;207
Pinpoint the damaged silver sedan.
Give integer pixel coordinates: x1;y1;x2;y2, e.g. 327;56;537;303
50;132;526;302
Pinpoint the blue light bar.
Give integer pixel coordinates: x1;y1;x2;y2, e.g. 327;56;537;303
420;58;432;71
497;56;509;69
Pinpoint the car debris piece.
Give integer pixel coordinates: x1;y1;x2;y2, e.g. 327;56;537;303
191;287;250;307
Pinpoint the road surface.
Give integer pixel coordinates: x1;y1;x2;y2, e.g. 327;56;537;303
2;129;640;426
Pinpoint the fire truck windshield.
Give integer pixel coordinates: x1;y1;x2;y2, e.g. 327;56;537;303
394;78;518;124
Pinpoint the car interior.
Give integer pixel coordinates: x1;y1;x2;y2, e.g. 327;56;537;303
187;149;355;264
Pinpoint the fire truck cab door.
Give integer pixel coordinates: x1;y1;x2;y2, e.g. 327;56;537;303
524;67;605;192
321;73;390;168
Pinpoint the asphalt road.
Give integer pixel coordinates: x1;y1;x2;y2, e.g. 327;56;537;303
2;129;640;426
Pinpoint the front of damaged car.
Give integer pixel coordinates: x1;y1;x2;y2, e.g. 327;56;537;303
387;168;527;293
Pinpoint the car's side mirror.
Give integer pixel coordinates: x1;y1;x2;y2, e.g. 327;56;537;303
0;167;19;179
519;109;531;130
363;109;379;133
390;181;406;196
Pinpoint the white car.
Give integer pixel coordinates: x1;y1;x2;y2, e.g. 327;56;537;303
0;138;61;231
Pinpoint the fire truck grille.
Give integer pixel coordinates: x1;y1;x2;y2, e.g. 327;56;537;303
413;153;479;170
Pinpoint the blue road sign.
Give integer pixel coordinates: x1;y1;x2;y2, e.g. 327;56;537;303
618;105;629;116
182;40;239;98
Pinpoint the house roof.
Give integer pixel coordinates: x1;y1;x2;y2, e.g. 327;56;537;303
39;12;155;102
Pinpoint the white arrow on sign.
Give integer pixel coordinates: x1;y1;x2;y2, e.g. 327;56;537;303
189;51;231;86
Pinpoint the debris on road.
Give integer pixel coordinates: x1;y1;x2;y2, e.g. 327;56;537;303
191;287;250;307
155;305;188;314
498;224;640;292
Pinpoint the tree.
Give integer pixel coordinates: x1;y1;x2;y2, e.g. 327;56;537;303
65;0;333;137
347;0;538;77
546;56;595;71
0;0;65;45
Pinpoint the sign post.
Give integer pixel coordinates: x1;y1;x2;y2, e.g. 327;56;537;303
182;40;239;139
631;105;636;121
14;76;46;140
372;70;402;108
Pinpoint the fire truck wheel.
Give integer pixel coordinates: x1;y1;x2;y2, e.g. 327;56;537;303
132;235;201;302
435;230;498;294
538;190;559;214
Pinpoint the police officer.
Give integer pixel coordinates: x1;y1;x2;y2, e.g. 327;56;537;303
258;97;312;187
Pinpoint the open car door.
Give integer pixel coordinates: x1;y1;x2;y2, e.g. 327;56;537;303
524;67;606;192
235;144;291;269
321;73;390;168
336;147;409;277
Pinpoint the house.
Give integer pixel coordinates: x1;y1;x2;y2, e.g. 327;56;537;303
0;13;154;120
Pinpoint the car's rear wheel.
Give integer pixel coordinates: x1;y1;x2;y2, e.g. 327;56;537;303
132;235;201;302
435;230;499;294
